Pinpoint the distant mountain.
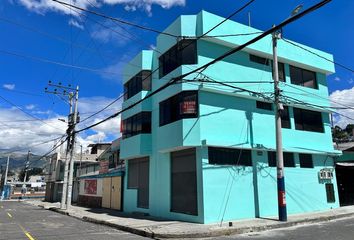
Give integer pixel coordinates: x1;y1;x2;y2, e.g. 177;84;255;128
0;153;47;172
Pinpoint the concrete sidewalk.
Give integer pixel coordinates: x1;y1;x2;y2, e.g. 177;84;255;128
24;200;354;239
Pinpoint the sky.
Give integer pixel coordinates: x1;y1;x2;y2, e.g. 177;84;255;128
0;0;353;155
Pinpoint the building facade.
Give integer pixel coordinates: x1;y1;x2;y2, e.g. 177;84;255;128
120;11;341;223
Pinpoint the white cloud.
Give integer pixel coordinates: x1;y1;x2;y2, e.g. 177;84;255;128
3;84;15;90
329;87;354;128
334;76;340;81
68;18;84;30
16;0;185;16
25;104;36;110
0;96;122;155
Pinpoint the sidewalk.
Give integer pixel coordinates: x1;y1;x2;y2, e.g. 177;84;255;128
24;200;354;239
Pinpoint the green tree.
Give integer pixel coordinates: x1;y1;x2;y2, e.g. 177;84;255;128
19;167;43;182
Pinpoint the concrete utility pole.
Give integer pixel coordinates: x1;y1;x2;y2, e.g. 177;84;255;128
24;150;31;183
45;82;79;209
4;156;10;185
272;27;287;222
66;85;79;209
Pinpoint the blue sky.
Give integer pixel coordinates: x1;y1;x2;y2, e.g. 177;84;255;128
0;0;353;154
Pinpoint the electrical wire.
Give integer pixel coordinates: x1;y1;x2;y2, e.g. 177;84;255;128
281;38;354;73
0;95;65;131
52;0;179;38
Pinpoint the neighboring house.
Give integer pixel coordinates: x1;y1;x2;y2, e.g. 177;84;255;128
119;11;341;224
77;138;124;210
45;143;110;203
335;142;354;206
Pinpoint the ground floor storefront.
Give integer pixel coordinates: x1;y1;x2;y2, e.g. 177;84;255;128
123;146;340;223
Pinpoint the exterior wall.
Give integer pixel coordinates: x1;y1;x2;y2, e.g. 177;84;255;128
120;10;339;223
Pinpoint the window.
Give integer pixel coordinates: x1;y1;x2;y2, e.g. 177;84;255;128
159;39;197;78
127;157;149;208
124;70;152;100
290;66;317;89
268;152;295;167
122;112;151;139
294;108;323;133
159;91;198;126
281;106;291;129
299;153;314;168
250;54;269;65
208;147;252;166
325;183;335;203
271;61;285;81
256;101;272;111
171;148;198;215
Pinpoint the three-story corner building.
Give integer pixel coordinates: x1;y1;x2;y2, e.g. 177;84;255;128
119;11;341;224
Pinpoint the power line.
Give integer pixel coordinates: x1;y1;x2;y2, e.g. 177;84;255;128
76;0;256;122
74;0;332;135
281;38;354;73
0;95;64;131
52;0;179;38
0;49;120;76
201;31;263;38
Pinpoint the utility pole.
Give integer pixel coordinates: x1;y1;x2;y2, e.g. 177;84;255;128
45;82;79;209
4;156;9;185
66;85;79;209
272;27;287;222
24;150;31;183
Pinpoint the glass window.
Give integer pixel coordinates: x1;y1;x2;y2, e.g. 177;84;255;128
256;101;272;111
271;61;285;81
294;108;323;133
281;106;291;129
268;152;295;167
299;153;314;168
250;54;269;65
290;65;317;89
159;39;197;78
122;112;151;139
159;91;198;126
325;183;335;203
208;147;252;166
124;70;152;100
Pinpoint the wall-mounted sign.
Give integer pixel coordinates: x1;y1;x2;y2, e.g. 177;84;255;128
84;179;97;195
99;160;109;174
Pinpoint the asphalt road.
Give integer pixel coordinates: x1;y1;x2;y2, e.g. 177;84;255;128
0;201;148;240
215;216;354;240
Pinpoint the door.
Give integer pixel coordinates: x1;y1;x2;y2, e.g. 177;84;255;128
102;177;112;208
111;177;122;210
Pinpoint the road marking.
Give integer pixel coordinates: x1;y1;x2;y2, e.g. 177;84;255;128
25;232;36;240
7;212;12;218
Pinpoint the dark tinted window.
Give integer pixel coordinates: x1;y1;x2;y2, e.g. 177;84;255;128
171;148;197;215
208;147;252;166
159;40;197;78
159;91;198;126
271;61;285;81
256;101;272;111
281;106;291;129
325;183;335;203
250;54;269;65
268;152;295;167
294;108;323;133
124;70;152;100
290;66;317;89
122;112;151;139
299;153;314;168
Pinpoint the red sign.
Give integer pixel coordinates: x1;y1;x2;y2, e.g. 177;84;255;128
84;179;97;195
278;191;286;207
180;101;196;114
99;160;109;174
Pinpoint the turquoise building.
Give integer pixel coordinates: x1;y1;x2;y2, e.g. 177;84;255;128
119;11;341;224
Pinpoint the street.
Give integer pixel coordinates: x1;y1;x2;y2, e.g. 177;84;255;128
0;201;148;240
216;216;354;240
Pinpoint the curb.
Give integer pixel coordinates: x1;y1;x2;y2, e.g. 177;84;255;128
28;202;354;239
